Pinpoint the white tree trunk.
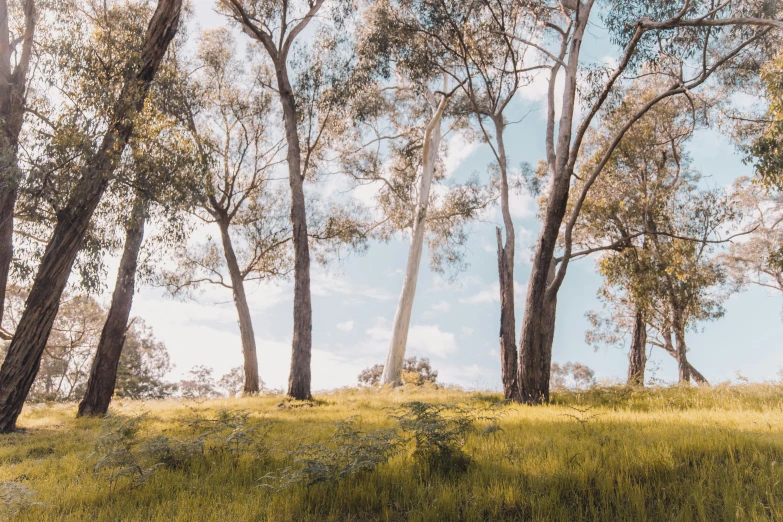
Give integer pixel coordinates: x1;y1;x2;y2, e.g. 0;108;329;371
381;91;448;386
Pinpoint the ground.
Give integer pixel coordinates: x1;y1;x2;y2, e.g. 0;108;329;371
1;385;782;521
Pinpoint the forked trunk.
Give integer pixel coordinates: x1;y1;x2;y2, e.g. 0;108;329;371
276;65;312;401
627;310;647;386
0;0;182;432
217;218;260;394
78;195;146;417
381;95;446;386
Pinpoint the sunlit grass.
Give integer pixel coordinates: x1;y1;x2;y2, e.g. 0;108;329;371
2;384;783;521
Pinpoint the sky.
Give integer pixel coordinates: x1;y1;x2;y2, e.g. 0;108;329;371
118;1;783;391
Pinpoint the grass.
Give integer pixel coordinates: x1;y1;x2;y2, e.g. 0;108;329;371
1;384;783;521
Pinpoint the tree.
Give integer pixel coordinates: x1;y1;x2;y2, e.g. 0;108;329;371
720;177;783;311
505;0;781;403
160;28;290;396
219;0;356;400
550;361;595;390
0;0;34;330
0;0;183;432
179;365;219;399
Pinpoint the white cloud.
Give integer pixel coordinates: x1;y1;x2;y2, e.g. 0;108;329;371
443;133;478;177
336;320;355;332
364;317;457;359
431;300;451;312
459;282;499;304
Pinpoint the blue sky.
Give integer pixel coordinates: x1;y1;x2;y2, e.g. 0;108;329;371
125;1;783;391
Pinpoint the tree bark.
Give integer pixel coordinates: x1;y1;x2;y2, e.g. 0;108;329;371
0;0;34;328
517;2;591;405
381;93;446;386
671;306;690;385
274;63;313;401
659;330;708;386
494;118;518;401
77;194;146;417
216;217;260;394
627;310;647;386
0;0;182;433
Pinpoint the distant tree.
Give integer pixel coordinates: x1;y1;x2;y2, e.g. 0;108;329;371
218;367;251;398
0;286;174;402
179;365;219;400
358;356;437;387
550;362;595;391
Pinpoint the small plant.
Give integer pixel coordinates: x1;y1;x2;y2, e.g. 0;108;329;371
262;417;401;489
0;482;45;516
389;400;505;474
560;405;602;431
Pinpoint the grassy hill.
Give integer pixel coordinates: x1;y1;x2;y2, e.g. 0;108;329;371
1;385;783;521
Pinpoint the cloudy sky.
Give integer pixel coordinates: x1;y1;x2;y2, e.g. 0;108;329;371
122;1;783;391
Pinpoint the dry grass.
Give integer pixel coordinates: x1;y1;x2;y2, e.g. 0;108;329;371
1;384;783;521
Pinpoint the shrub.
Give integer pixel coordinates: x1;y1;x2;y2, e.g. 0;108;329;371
357;357;438;386
262;417;401;489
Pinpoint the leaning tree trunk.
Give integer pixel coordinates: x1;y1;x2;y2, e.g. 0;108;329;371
0;0;34;329
275;63;313;401
216;218;260;394
77;194;146;417
381;96;446;387
0;0;182;433
660;330;708;386
494;118;518;401
627;310;647;386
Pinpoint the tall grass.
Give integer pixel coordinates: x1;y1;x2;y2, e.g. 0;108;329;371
1;385;782;521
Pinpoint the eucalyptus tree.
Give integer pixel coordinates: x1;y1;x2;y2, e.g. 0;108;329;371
345;0;496;386
720;177;783;312
575;82;736;386
0;0;183;433
219;0;356;400
0;0;34;329
494;0;783;403
434;0;543;399
159;28;290;395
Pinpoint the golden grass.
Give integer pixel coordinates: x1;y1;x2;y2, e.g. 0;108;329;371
2;384;783;521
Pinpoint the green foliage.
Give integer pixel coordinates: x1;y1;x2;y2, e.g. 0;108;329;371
358;357;438;387
389;401;505;474
262;416;401;489
91;409;271;489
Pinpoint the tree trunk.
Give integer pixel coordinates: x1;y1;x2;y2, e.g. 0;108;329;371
381;94;446;386
77;194;146;417
517;4;591;405
0;0;181;433
0;0;34;329
627;310;647;386
659;332;708;386
275;63;313;401
518;259;558;403
494;118;518;401
216;218;260;394
672;307;690;385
